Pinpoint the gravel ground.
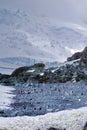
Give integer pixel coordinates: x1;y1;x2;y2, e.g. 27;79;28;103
0;81;87;117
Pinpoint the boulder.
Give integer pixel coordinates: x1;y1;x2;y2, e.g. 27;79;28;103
10;63;45;84
11;63;45;77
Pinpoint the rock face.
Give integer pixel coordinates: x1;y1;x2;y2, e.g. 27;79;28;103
0;63;45;85
11;63;45;77
83;122;87;130
67;46;87;67
67;46;87;63
67;52;82;61
35;63;87;83
0;74;12;85
80;47;87;66
82;47;87;58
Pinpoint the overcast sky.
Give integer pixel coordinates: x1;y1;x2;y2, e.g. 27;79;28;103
0;0;87;23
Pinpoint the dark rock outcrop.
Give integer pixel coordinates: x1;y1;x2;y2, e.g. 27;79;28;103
0;63;45;85
0;74;12;85
67;46;87;61
83;122;87;130
80;47;87;66
35;63;87;83
0;47;87;85
11;63;45;83
67;52;82;61
0;60;87;85
11;63;45;77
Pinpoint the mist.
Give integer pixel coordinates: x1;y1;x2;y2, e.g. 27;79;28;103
0;0;87;24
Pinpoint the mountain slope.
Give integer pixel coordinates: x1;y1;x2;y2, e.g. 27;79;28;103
0;9;87;64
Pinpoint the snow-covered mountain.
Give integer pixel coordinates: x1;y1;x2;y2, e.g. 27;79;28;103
0;9;87;65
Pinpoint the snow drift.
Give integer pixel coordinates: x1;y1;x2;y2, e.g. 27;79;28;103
0;107;87;130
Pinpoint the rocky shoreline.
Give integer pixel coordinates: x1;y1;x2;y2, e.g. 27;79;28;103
0;47;87;86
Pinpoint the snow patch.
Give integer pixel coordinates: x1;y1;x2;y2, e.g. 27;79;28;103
0;85;15;109
40;73;44;76
0;107;87;130
27;69;35;73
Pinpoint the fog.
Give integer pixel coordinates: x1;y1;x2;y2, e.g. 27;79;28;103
0;0;87;23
